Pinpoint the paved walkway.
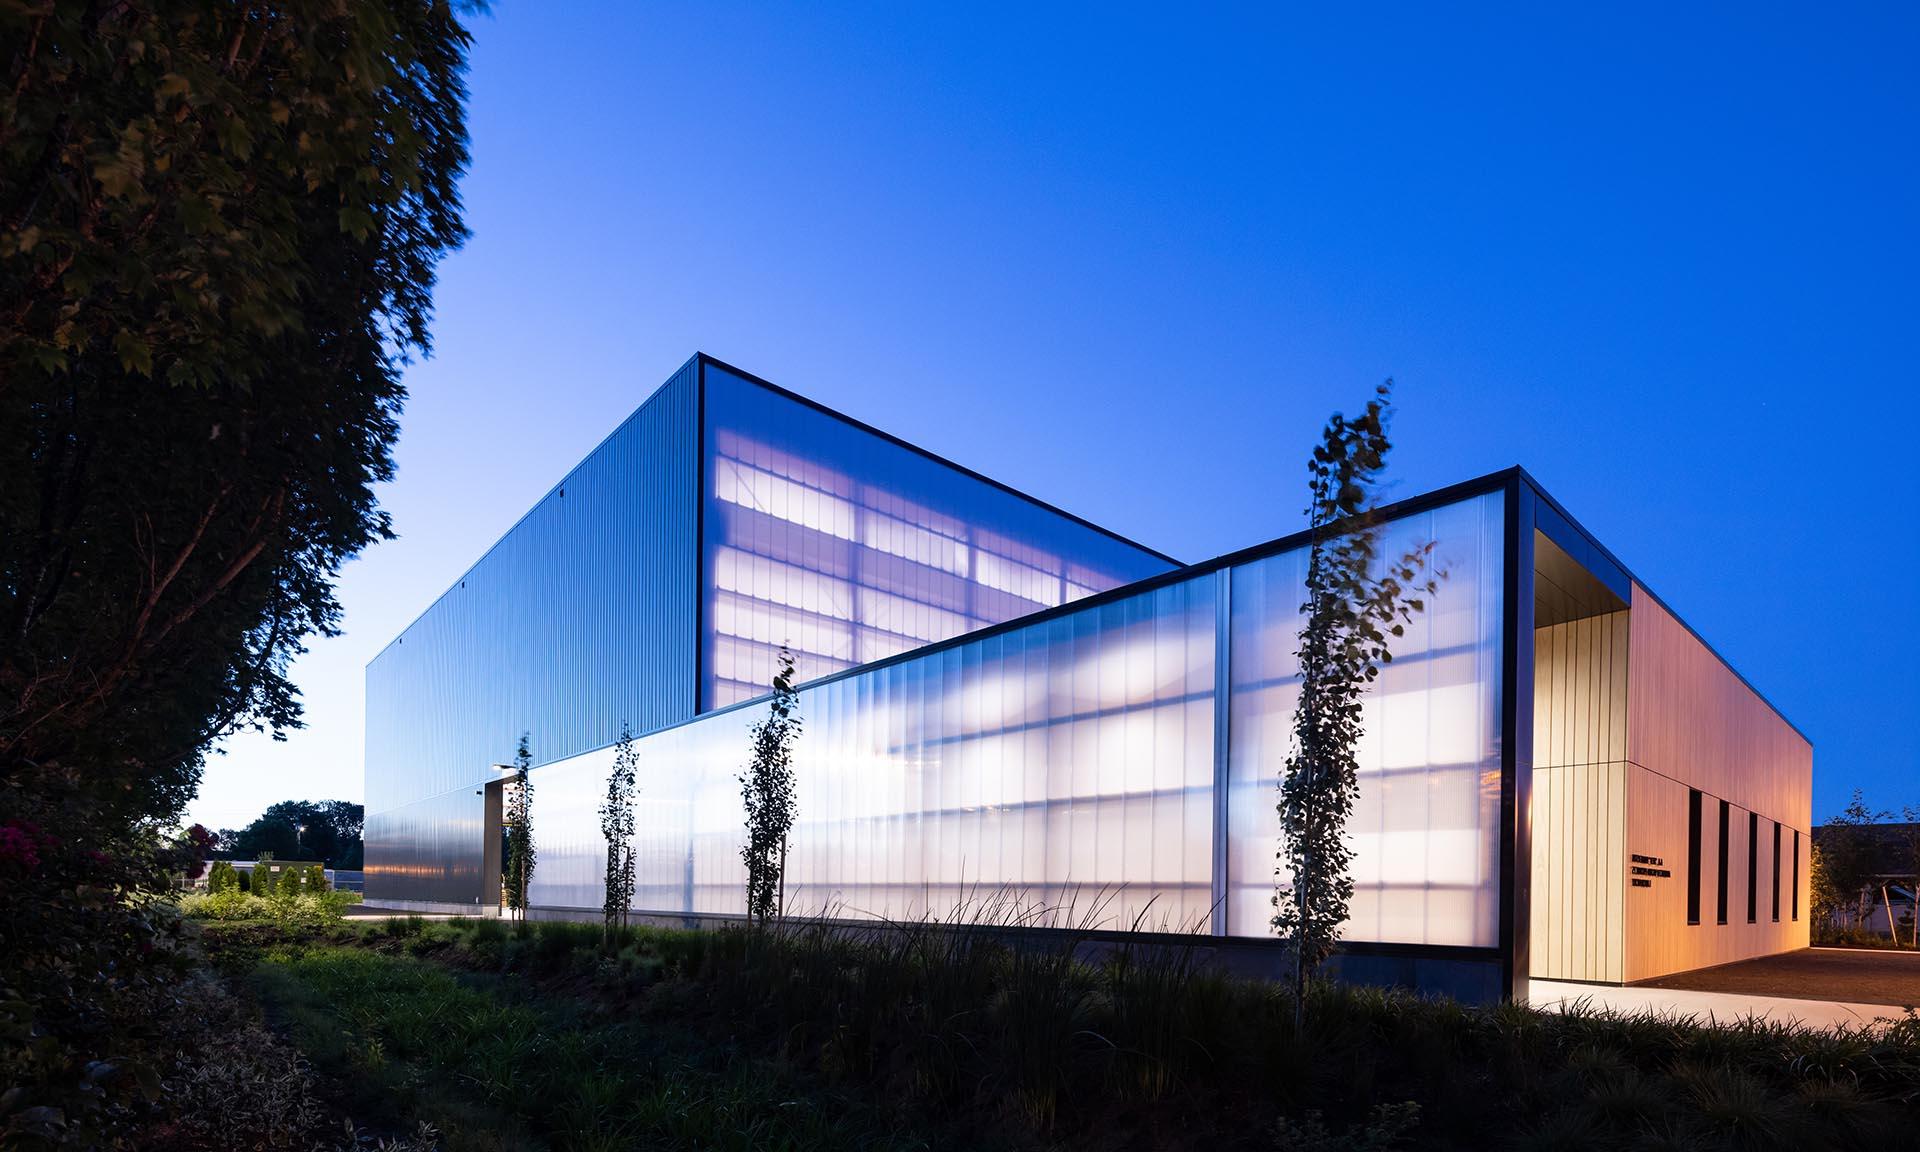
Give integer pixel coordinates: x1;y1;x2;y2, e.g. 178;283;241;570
1530;979;1912;1031
1637;946;1920;1005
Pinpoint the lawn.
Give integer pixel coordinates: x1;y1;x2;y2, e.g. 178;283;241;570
194;914;1920;1151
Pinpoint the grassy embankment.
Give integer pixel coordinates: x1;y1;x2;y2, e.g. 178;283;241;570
201;913;1920;1152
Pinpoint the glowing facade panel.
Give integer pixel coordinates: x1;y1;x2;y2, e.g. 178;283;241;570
535;577;1217;930
529;491;1504;947
366;355;1175;907
701;364;1174;709
1224;493;1506;947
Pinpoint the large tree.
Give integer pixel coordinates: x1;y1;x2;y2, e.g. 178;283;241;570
220;797;363;867
0;1;472;837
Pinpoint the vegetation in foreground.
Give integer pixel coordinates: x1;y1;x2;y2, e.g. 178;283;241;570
3;2;474;1144
200;914;1920;1152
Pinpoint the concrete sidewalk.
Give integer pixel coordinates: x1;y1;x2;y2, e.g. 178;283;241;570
1530;979;1913;1031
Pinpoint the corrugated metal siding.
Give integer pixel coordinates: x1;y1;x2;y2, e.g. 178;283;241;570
363;786;487;908
364;361;699;818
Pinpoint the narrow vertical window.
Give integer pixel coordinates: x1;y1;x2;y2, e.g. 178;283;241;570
1716;800;1730;925
1791;830;1800;921
1746;811;1758;924
1687;789;1702;925
1771;821;1781;922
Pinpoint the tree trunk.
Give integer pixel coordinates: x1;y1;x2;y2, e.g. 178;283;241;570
776;835;788;921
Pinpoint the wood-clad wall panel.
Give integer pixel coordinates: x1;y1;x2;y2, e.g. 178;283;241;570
1625;589;1811;830
1623;766;1808;982
1530;762;1626;982
1536;613;1630;768
1529;612;1630;983
1623;587;1811;982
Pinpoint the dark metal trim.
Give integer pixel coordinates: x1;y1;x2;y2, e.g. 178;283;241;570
693;357;708;713
694;352;1183;568
1500;475;1537;1004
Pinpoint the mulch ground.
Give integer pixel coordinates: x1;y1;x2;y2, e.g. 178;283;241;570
1635;947;1920;1007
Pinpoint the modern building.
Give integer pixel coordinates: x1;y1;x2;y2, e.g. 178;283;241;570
365;354;1811;1002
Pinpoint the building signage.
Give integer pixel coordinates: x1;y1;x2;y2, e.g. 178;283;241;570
1629;853;1670;889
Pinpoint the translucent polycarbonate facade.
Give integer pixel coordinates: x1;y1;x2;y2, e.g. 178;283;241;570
534;577;1218;927
527;490;1505;947
1225;494;1507;947
365;355;1177;908
701;364;1175;710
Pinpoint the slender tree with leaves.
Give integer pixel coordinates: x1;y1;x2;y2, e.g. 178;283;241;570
1275;381;1437;1021
739;647;802;925
599;722;639;948
504;733;536;920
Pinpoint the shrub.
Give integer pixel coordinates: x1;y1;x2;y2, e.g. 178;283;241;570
180;888;355;926
207;859;239;894
382;915;425;940
181;890;264;921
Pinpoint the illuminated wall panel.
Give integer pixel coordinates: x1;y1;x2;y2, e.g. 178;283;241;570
365;355;1174;907
533;577;1218;931
1223;492;1506;948
530;492;1505;948
700;364;1175;709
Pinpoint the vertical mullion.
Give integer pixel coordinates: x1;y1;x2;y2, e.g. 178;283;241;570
1210;568;1232;936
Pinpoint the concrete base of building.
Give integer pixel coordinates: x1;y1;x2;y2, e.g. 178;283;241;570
359;898;500;917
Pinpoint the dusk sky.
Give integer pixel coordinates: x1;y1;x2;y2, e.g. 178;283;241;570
188;3;1917;832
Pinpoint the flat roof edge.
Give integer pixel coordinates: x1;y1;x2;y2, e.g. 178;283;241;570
1515;468;1810;747
694;352;1184;568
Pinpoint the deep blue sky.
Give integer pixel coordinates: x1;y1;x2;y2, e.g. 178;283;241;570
190;3;1918;830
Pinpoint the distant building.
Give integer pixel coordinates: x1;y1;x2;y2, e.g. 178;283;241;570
364;354;1811;1002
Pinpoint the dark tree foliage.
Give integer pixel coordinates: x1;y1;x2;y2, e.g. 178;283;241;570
1900;806;1920;948
219;798;362;868
0;7;470;1138
1275;381;1436;1017
1816;790;1890;931
0;1;473;838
